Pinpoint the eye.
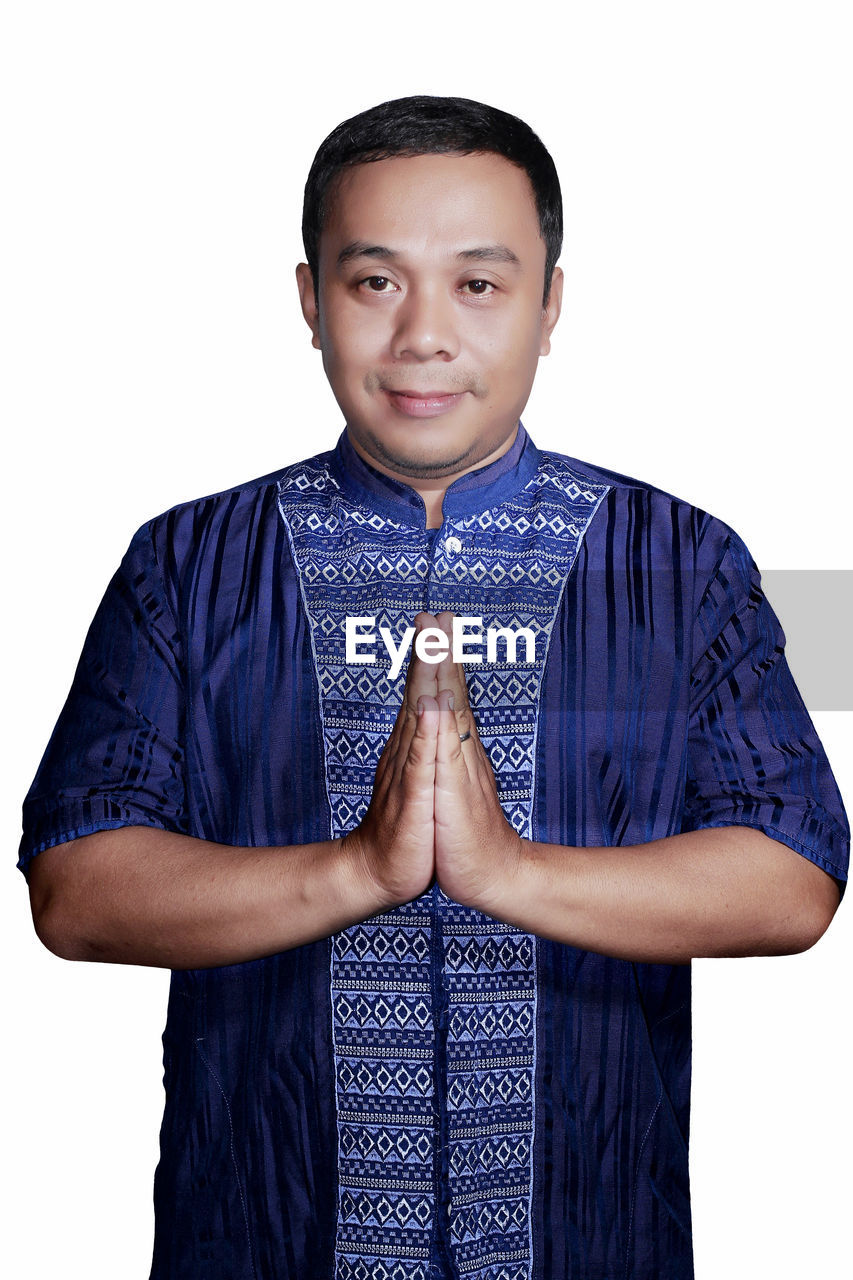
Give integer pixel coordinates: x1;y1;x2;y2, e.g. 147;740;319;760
359;275;396;293
463;279;496;296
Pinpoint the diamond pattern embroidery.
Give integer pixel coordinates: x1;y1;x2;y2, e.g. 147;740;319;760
277;449;609;1280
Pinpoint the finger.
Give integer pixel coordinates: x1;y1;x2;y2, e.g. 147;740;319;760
408;693;440;765
434;687;471;778
385;614;439;765
390;612;439;719
392;692;438;827
376;611;432;752
403;612;440;710
397;696;438;793
433;611;476;740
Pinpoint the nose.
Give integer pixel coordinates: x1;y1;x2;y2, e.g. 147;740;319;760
391;284;460;362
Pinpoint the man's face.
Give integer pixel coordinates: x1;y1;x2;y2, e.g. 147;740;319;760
297;151;562;483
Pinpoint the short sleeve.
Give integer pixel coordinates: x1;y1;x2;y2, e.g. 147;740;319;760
18;522;187;879
684;529;849;900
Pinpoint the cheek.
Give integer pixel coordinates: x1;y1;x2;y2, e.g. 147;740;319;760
320;319;372;384
472;313;542;377
324;305;389;372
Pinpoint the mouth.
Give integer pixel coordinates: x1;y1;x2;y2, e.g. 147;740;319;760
383;389;466;419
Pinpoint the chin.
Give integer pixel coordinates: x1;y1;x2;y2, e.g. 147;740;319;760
368;434;482;479
382;451;468;479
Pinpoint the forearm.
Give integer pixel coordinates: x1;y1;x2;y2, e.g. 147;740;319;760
483;826;840;963
28;826;383;969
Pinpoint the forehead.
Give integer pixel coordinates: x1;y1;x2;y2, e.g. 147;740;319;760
321;152;543;262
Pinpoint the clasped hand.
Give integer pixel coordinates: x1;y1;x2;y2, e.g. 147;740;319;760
343;611;523;915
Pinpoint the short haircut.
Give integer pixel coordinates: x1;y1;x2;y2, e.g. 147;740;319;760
302;95;563;307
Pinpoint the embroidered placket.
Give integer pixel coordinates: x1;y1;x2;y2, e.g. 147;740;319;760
277;455;609;1280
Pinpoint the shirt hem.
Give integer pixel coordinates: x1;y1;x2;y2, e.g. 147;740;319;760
17;816;174;879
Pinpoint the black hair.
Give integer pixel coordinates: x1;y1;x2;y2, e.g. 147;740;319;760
302;95;562;307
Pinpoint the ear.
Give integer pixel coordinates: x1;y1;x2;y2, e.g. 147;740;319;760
296;262;322;350
539;265;563;357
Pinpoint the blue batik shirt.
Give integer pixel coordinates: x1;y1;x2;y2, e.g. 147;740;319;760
20;423;849;1280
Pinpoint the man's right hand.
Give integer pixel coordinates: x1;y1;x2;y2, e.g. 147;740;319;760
341;613;440;911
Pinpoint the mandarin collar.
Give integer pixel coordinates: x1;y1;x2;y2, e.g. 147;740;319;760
327;421;541;529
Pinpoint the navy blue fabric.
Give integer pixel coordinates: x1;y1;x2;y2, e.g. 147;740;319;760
19;424;849;1279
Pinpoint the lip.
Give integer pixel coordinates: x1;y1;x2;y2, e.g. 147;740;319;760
383;389;466;419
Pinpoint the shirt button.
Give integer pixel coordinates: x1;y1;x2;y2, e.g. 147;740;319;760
444;535;463;555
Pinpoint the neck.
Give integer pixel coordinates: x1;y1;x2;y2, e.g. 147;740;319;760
414;482;450;530
346;425;520;529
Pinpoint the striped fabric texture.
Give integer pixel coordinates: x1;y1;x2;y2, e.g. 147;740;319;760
19;423;849;1280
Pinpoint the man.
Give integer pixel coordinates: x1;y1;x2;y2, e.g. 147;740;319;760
20;96;848;1280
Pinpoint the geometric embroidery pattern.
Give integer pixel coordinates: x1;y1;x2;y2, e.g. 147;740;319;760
277;450;609;1280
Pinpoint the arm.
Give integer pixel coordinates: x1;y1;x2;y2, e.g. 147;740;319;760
28;828;382;969
423;612;843;964
28;628;441;970
474;825;841;964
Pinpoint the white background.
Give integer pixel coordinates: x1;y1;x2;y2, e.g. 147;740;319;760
2;2;850;1276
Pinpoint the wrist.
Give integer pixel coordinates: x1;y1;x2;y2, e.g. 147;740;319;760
474;827;529;922
336;828;394;917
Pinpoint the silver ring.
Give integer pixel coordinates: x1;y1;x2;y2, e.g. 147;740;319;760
458;731;471;743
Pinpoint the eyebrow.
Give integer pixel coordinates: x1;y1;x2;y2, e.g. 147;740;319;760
456;244;521;268
336;242;395;268
335;240;522;270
